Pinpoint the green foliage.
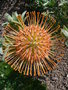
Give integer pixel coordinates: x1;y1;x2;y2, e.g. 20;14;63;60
23;0;68;27
4;12;21;27
65;40;68;47
0;62;47;90
61;26;68;38
0;38;3;61
61;26;68;47
43;0;68;27
0;38;3;47
23;0;49;11
0;47;3;55
2;11;27;30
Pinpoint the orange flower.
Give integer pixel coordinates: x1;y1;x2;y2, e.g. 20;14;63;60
3;11;64;76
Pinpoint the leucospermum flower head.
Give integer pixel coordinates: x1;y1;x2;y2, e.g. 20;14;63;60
3;11;64;76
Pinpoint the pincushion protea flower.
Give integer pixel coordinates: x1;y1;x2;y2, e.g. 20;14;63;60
2;11;64;76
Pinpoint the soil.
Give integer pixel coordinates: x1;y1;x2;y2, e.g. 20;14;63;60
0;0;68;90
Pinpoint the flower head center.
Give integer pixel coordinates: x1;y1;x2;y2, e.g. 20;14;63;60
15;25;51;62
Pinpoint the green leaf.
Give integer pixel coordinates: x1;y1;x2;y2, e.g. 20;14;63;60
65;40;68;47
2;22;9;27
22;11;27;20
63;25;68;32
43;1;49;6
0;38;3;47
61;26;68;38
10;22;19;31
59;0;68;6
61;29;68;38
0;47;3;55
5;13;13;22
48;0;56;7
2;45;9;61
0;41;2;47
23;16;28;22
12;12;18;21
5;13;21;27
